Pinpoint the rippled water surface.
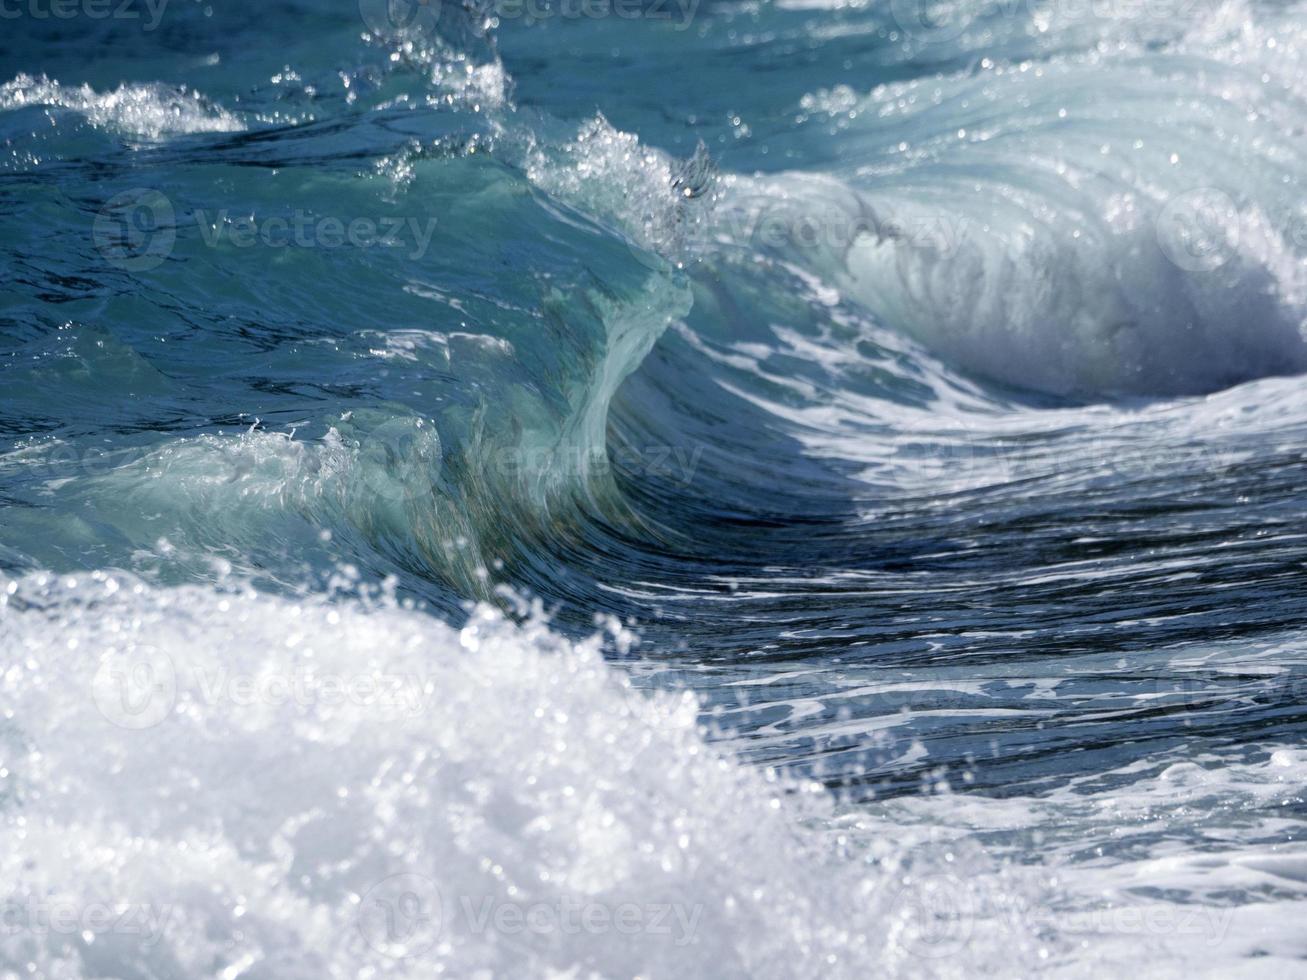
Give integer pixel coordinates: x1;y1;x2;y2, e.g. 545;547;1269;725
2;0;1306;975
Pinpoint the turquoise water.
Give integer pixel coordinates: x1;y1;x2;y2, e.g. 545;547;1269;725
2;1;1307;975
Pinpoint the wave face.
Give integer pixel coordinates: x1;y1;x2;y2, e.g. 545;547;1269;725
3;0;1307;976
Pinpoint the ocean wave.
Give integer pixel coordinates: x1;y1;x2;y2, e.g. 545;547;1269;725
701;0;1307;396
2;3;1307;974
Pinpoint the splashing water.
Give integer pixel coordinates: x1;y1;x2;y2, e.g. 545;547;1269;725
1;0;1306;975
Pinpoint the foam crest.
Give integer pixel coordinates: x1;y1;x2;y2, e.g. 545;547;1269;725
0;572;936;978
525;115;718;267
0;73;244;138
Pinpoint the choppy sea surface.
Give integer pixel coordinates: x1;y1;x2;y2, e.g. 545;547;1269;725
2;0;1307;976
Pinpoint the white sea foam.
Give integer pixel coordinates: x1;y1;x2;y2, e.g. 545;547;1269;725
524;114;718;270
0;74;244;138
2;573;1303;977
0;572;901;979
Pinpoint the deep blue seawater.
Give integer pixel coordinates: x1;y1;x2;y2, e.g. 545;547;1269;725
2;0;1307;975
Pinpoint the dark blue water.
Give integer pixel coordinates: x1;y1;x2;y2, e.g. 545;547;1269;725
2;1;1306;975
